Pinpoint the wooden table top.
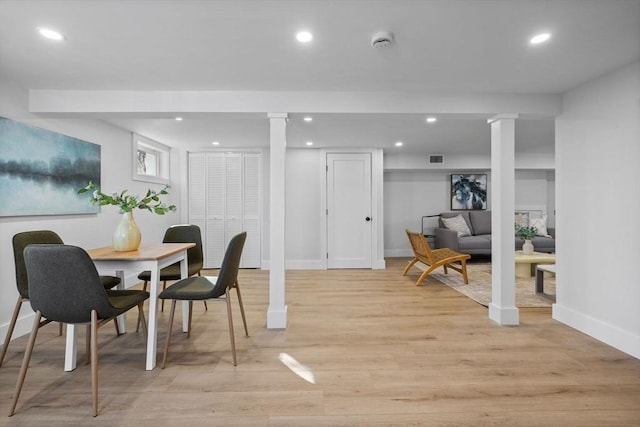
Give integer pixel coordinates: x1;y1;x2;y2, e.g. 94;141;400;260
87;242;195;261
514;250;556;263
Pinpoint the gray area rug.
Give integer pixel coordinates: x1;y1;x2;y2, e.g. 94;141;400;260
417;262;556;308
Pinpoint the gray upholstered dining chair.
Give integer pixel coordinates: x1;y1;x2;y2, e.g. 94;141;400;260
8;244;150;417
159;231;248;367
0;230;123;368
137;224;205;316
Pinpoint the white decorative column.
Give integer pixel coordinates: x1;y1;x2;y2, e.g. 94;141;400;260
267;113;288;328
488;114;519;326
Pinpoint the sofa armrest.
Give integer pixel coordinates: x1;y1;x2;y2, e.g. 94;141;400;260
547;227;555;238
434;227;460;251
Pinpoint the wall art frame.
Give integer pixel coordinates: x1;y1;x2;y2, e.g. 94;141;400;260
0;116;100;217
451;174;487;210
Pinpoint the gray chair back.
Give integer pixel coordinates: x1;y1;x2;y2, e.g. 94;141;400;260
12;230;64;298
163;224;204;276
209;232;247;298
24;244;117;324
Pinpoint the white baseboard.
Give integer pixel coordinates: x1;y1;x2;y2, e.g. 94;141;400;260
267;305;287;329
373;258;386;269
0;310;36;346
553;303;640;359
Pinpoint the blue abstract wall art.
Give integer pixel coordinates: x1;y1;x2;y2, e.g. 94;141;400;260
0;116;101;216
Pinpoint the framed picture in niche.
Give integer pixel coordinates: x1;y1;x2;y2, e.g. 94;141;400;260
451;174;487;210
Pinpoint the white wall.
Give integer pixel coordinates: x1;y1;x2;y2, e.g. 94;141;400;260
0;81;178;344
554;60;640;358
285;148;324;268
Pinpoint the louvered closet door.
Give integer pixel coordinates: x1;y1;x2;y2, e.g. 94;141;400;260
188;153;206;240
205;153;226;268
242;154;260;268
189;151;262;269
225;153;243;249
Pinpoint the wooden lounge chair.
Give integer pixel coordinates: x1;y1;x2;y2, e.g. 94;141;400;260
403;229;471;286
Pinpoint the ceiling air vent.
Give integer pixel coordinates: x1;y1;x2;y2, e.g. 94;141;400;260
428;154;444;164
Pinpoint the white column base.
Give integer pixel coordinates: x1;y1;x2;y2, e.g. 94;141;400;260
489;303;520;326
267;305;288;329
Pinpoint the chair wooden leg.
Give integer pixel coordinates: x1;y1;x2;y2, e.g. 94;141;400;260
91;310;99;417
461;260;469;284
8;311;42;417
113;317;121;336
187;301;193;338
402;257;419;276
86;324;91;364
162;300;177;369
234;281;249;337
0;297;24;368
225;289;237;366
197;272;207;311
137;303;148;336
136;281;149;332
416;264;438;286
161;281;167;311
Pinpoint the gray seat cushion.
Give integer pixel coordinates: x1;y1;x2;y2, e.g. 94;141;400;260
458;234;492;252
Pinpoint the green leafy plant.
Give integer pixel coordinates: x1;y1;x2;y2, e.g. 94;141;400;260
515;224;537;240
78;181;177;215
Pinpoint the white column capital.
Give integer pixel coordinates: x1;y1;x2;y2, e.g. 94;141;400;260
487;113;519;124
268;112;288;120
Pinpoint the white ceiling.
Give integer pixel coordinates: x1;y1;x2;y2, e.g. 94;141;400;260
1;0;638;154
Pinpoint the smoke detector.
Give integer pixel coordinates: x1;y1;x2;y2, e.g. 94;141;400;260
371;31;394;48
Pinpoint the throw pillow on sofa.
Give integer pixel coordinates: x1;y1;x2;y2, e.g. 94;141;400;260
530;215;551;237
441;214;472;237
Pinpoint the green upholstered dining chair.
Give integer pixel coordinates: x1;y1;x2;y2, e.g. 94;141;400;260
0;230;123;368
137;224;205;315
159;231;248;367
8;244;150;417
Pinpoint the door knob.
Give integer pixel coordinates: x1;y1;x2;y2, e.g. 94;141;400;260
365;217;371;222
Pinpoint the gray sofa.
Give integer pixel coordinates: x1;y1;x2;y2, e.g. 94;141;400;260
433;211;555;255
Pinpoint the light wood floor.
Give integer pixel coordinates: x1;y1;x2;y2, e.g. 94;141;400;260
1;258;639;426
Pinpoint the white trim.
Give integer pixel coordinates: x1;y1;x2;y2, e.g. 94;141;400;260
132;133;171;184
321;148;383;270
488;303;520;326
553;304;640;359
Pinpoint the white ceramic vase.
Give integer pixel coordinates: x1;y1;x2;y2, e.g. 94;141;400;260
522;239;534;255
113;211;141;251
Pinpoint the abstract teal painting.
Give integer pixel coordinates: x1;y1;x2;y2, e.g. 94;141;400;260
0;117;101;216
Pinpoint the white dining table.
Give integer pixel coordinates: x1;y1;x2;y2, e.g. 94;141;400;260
64;242;195;371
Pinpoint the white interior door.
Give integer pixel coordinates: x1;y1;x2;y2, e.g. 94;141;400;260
327;153;372;269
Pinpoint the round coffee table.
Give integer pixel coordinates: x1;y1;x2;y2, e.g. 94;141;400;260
514;250;556;278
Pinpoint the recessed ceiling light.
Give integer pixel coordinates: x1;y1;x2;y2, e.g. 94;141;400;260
303;116;313;122
426;117;437;123
305;141;314;146
175;117;183;121
38;27;65;41
296;31;313;43
395;141;403;147
212;141;220;145
530;33;551;45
